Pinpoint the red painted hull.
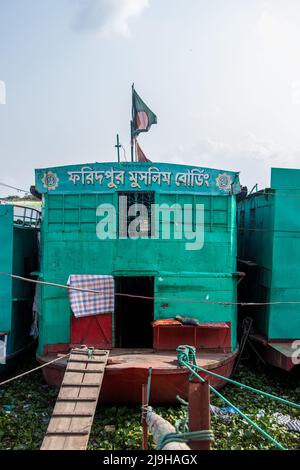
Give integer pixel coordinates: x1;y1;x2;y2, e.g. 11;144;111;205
250;334;300;371
37;349;238;404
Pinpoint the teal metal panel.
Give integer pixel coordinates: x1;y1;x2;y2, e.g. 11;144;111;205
0;205;13;334
238;168;300;340
36;163;239;354
271;167;300;190
0;205;38;354
35;162;240;196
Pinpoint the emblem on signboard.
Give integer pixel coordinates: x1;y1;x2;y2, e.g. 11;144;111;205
216;173;232;192
42;171;59;190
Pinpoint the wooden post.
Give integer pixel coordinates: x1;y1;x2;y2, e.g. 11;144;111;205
141;384;148;450
188;380;211;450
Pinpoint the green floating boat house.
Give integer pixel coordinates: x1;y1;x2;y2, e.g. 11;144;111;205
237;168;300;370
35;162;241;360
0;205;39;375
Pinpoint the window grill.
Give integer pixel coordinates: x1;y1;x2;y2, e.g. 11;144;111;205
118;192;155;238
13;205;41;228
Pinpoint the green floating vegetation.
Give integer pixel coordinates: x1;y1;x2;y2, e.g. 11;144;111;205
0;358;299;450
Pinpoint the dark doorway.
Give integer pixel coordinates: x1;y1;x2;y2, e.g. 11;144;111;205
115;276;154;348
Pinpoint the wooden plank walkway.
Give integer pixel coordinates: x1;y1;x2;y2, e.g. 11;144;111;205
41;348;109;450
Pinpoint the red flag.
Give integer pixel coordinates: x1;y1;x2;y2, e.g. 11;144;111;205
135;139;151;162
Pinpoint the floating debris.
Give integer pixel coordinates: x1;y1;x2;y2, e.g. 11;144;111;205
104;425;116;433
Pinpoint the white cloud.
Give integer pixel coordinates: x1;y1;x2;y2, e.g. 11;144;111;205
74;0;150;36
257;10;291;49
255;5;300;73
165;134;300;191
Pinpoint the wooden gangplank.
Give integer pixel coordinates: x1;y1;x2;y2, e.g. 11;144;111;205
41;348;109;450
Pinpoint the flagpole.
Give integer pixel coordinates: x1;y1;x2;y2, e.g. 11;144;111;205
130;83;134;162
130;121;134;162
115;134;121;162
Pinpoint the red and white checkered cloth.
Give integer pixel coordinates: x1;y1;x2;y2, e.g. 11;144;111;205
67;275;114;318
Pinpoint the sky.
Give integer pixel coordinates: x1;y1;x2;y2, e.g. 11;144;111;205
1;0;300;196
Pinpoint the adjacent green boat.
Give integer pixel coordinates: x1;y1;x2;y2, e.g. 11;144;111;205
0;204;40;377
237;168;300;370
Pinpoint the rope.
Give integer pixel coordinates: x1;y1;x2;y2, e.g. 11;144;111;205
176;395;188;406
87;347;94;359
177;344;300;410
0;353;70;387
3;272;300;307
0;182;30;193
177;345;197;368
156;430;214;450
177;345;287;451
145;405;213;450
175;407;189;434
209;380;286;450
0;273;105;296
193;363;300;410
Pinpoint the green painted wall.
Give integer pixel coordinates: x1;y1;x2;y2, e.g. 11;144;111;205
38;181;239;354
0;205;37;355
237;168;300;340
0;206;13;336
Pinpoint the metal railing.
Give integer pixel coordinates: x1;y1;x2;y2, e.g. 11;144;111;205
13;205;41;228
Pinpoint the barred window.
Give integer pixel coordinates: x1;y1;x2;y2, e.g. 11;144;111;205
118;192;155;238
